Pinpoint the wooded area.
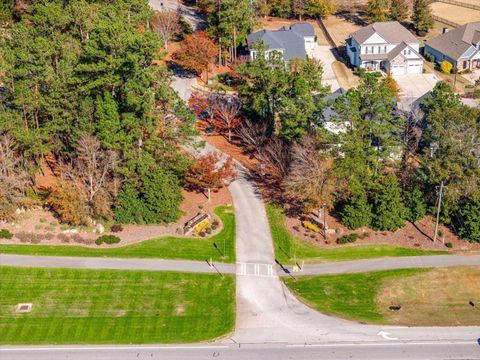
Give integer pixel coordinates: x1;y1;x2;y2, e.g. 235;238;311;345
0;0;196;225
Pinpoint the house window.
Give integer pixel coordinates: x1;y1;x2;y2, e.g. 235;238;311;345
371;46;374;53
408;49;411;55
365;46;368;54
378;46;381;53
384;46;387;53
463;60;468;68
252;51;257;59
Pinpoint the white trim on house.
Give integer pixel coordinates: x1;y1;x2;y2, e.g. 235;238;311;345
346;22;424;76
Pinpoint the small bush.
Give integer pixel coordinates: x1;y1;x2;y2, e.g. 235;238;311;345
445;242;453;248
111;224;124;233
95;235;120;246
335;228;341;234
440;60;453;74
424;52;435;62
211;224;218;230
336;234;359;245
50;221;57;227
293;225;300;232
71;234;87;244
0;229;13;240
34;224;43;230
205;227;212;234
39;218;47;223
212;219;220;226
57;233;70;243
199;231;206;238
44;232;55;241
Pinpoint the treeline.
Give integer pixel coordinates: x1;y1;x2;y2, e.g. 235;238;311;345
236;45;480;242
0;0;196;225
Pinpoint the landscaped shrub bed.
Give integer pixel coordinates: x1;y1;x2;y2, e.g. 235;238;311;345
336;234;359;245
0;229;13;240
95;235;121;246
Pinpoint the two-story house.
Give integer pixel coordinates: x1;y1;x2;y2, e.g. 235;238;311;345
246;23;317;61
425;22;480;72
346;21;424;76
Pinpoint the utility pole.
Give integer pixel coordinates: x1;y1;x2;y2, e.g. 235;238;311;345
433;181;446;244
323;203;327;240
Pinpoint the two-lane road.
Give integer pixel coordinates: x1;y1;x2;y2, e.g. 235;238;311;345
2;341;479;360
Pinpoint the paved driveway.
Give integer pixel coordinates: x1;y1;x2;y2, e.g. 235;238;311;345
394;73;440;108
309;46;340;92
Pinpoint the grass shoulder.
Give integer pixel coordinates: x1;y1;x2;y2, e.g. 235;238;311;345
0;266;235;344
284;266;480;326
266;203;446;264
0;206;236;262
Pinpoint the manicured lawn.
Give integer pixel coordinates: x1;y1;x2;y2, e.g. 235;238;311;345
0;206;235;262
266;204;446;264
285;266;480;326
0;266;235;344
284;268;428;323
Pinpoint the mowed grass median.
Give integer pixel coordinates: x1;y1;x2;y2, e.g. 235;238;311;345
285;266;480;326
0;206;235;262
0;266;235;344
267;204;446;264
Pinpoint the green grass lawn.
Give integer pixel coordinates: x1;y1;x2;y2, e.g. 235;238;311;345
284;268;428;323
266;204;446;264
0;206;235;262
0;266;235;344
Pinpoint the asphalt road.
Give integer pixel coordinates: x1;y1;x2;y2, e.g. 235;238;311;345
0;254;236;274
2;341;479;360
2;252;479;276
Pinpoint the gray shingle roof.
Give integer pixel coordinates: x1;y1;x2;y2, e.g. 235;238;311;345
247;23;315;61
425;22;480;60
350;21;419;45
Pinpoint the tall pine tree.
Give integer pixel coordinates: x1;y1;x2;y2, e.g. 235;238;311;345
412;0;434;34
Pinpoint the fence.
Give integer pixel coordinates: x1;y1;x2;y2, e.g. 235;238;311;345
317;18;337;49
436;0;480;11
431;15;461;28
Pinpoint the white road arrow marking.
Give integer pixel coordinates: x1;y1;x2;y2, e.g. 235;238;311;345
377;331;398;340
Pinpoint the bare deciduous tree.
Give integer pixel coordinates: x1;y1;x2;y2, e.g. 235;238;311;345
151;10;182;48
213;96;242;142
0;134;28;219
236;119;268;158
258;136;291;181
75;134;119;205
284;136;336;211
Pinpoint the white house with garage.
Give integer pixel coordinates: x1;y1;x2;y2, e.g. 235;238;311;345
346;21;424;76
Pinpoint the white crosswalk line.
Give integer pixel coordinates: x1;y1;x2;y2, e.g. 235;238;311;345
236;262;275;278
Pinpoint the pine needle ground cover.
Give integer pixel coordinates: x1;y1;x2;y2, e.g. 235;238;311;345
0;206;235;262
267;204;445;264
0;267;235;344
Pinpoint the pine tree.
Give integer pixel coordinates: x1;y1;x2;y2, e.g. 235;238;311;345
371;174;406;231
367;0;389;23
404;185;427;223
389;0;409;22
412;0;434;34
341;179;373;230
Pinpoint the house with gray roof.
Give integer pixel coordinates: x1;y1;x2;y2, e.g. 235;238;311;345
424;22;480;72
346;21;424;76
246;23;316;62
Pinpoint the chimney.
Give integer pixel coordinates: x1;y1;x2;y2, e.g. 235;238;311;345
443;27;449;34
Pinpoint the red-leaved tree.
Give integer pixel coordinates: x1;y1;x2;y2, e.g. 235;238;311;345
173;32;218;83
184;152;237;199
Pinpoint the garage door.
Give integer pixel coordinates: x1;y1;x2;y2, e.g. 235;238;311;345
407;63;423;74
391;65;406;76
